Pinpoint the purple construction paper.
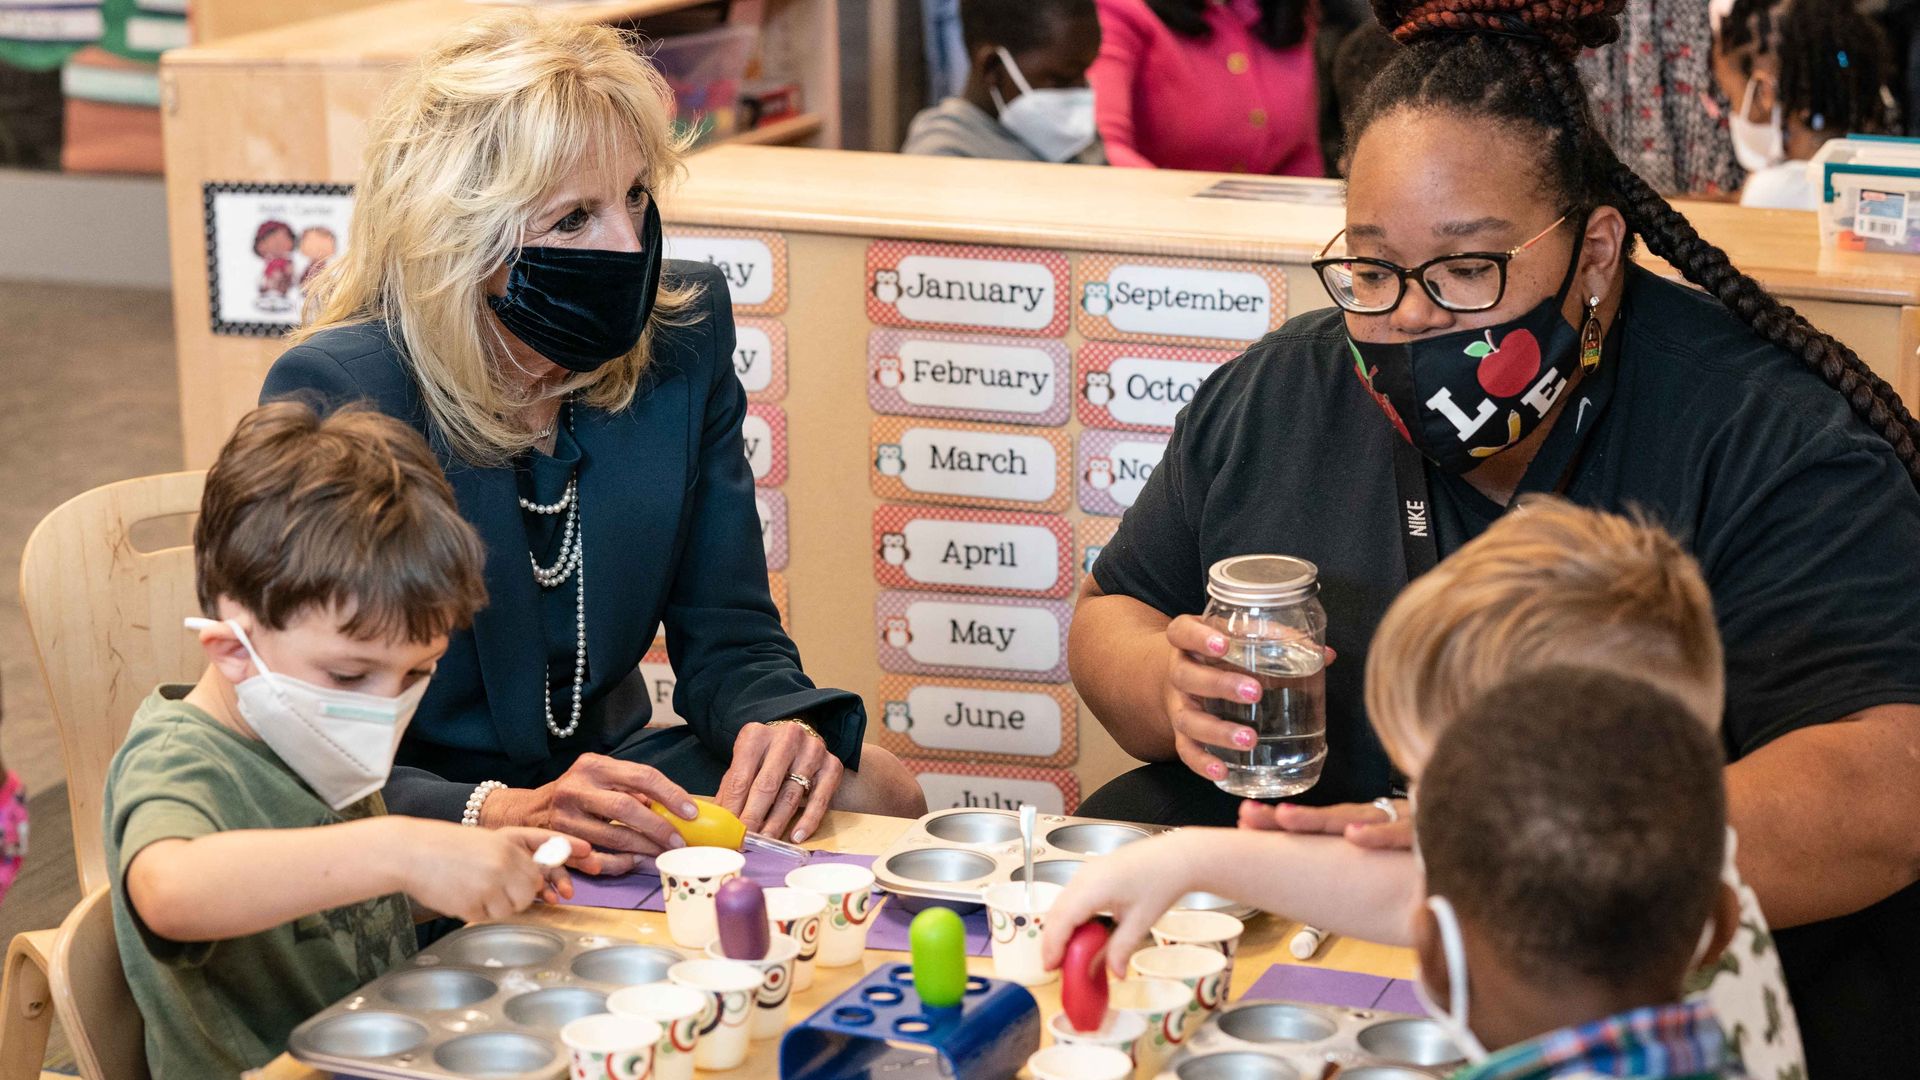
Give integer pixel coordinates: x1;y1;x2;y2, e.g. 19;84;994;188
1374;979;1423;1015
632;849;879;913
1239;963;1391;1010
863;900;992;957
556;870;661;910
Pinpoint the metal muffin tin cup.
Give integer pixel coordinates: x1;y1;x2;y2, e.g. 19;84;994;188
1162;1000;1464;1079
872;807;1254;918
287;923;687;1080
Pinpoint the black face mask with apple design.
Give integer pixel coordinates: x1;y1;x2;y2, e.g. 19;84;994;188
1348;236;1584;475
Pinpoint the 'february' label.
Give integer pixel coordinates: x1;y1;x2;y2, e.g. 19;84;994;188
871;418;1069;512
873;506;1070;597
1079;430;1170;516
869;329;1070;426
876;591;1070;682
666;228;787;313
868;241;1070;336
875;676;1077;765
1076;253;1286;348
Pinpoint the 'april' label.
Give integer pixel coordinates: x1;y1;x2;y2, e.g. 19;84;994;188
873;506;1071;597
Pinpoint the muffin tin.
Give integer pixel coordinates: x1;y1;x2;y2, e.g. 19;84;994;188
286;923;686;1080
870;807;1251;917
1157;1000;1465;1079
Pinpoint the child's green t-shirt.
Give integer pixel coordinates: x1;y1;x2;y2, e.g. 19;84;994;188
104;686;416;1078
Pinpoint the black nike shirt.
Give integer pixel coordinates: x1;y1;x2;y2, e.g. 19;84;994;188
1092;265;1920;1074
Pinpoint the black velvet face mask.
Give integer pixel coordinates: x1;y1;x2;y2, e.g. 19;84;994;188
487;200;663;373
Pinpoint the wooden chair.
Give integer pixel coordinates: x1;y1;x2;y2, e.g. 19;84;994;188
48;887;144;1080
1;472;204;1079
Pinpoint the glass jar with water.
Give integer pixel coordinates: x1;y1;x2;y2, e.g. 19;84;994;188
1199;554;1328;799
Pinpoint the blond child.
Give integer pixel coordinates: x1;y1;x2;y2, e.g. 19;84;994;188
107;402;591;1076
1041;498;1802;1076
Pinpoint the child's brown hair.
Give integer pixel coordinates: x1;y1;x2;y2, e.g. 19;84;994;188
1366;496;1721;773
194;401;487;643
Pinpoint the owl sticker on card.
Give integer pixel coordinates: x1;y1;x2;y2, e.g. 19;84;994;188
883;616;912;649
882;700;913;732
1085;456;1114;490
874;355;904;389
1081;282;1112;317
875;444;906;476
873;269;902;304
1083;371;1114;407
879;532;909;565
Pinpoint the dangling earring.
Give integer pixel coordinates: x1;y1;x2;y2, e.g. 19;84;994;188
1580;295;1603;372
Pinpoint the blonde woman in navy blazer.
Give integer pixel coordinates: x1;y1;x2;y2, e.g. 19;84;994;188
263;13;923;874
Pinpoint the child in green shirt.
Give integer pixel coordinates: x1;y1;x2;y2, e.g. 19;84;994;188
105;401;591;1077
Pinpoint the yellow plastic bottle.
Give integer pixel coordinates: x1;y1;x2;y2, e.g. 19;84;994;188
650;797;746;850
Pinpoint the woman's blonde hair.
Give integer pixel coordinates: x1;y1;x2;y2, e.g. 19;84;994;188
294;12;699;465
1365;496;1723;775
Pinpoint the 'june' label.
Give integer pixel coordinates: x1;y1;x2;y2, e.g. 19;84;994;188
882;683;1064;757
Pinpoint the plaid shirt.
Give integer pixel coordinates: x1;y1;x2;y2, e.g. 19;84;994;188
1450;1000;1747;1080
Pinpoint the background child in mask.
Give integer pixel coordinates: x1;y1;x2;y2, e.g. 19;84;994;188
1711;0;1896;210
901;0;1107;162
105;401;591;1078
1410;667;1744;1077
1040;498;1803;1076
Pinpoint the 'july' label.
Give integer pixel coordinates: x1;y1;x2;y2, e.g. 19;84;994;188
871;418;1068;512
1078;342;1235;431
876;678;1068;759
869;329;1070;426
1077;253;1287;348
742;403;787;486
876;591;1071;682
873;506;1070;597
1079;430;1170;517
666;229;787;312
868;241;1070;336
907;763;1076;816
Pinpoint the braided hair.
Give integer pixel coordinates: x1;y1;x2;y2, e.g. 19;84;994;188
1719;0;1895;137
1347;0;1920;485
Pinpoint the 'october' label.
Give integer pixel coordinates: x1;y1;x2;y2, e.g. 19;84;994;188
1078;341;1235;431
867;240;1070;336
876;590;1071;682
873;506;1071;597
869;329;1070;426
666;228;787;313
871;418;1070;512
905;760;1079;815
1076;253;1286;348
875;675;1075;763
742;403;787;486
1079;430;1170;517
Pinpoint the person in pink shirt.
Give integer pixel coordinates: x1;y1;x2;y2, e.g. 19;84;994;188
1090;0;1323;175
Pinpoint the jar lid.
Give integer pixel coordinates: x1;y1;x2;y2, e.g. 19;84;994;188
1206;554;1319;606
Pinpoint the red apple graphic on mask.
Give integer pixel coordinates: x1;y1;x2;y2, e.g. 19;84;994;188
1466;329;1541;397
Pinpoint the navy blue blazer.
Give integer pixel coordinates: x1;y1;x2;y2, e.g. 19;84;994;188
260;261;865;820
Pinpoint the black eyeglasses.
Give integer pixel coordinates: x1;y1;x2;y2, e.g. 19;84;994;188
1310;215;1569;315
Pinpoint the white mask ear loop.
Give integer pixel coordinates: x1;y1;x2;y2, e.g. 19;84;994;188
185;616;273;678
1429;895;1473;1032
1690;915;1720;968
994;46;1037;97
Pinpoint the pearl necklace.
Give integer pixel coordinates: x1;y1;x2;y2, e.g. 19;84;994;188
519;412;587;740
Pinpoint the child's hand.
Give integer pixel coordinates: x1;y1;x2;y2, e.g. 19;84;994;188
401;822;591;923
1039;832;1198;978
1238;798;1413;850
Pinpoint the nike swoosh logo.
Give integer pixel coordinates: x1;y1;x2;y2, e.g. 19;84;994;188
1576;397;1593;433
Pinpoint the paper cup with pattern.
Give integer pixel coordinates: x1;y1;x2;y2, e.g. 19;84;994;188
704;932;800;1040
560;1013;660;1080
764;886;827;990
665;958;761;1071
1150;909;1245;966
1049;1008;1148;1076
655;847;745;949
784;864;884;967
1108;975;1195;1077
982;880;1063;986
607;982;708;1080
1128;944;1230;1024
1028;1043;1133;1080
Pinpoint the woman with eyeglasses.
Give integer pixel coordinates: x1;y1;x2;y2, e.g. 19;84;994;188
1071;0;1920;1071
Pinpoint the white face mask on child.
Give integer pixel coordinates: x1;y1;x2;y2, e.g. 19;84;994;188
991;46;1096;163
187;617;429;810
1729;76;1786;172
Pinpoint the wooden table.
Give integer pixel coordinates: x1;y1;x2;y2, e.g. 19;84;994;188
255;811;1414;1078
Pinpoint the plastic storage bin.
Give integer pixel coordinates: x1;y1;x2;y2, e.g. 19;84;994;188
646;25;758;145
1812;135;1920;254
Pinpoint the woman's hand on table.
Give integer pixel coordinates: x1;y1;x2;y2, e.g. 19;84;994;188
1238;798;1413;850
715;720;842;844
481;754;699;876
401;821;591;922
1040;832;1197;978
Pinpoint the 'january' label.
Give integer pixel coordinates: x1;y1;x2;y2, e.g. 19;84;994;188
871;418;1069;512
876;591;1071;682
868;241;1070;336
1080;430;1170;517
733;318;787;400
742;403;787;486
874;506;1070;597
1078;342;1235;431
869;329;1069;426
1077;253;1286;349
666;229;786;313
756;487;788;571
875;676;1072;762
906;761;1079;815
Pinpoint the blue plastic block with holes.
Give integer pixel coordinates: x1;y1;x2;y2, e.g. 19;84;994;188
778;962;1040;1080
